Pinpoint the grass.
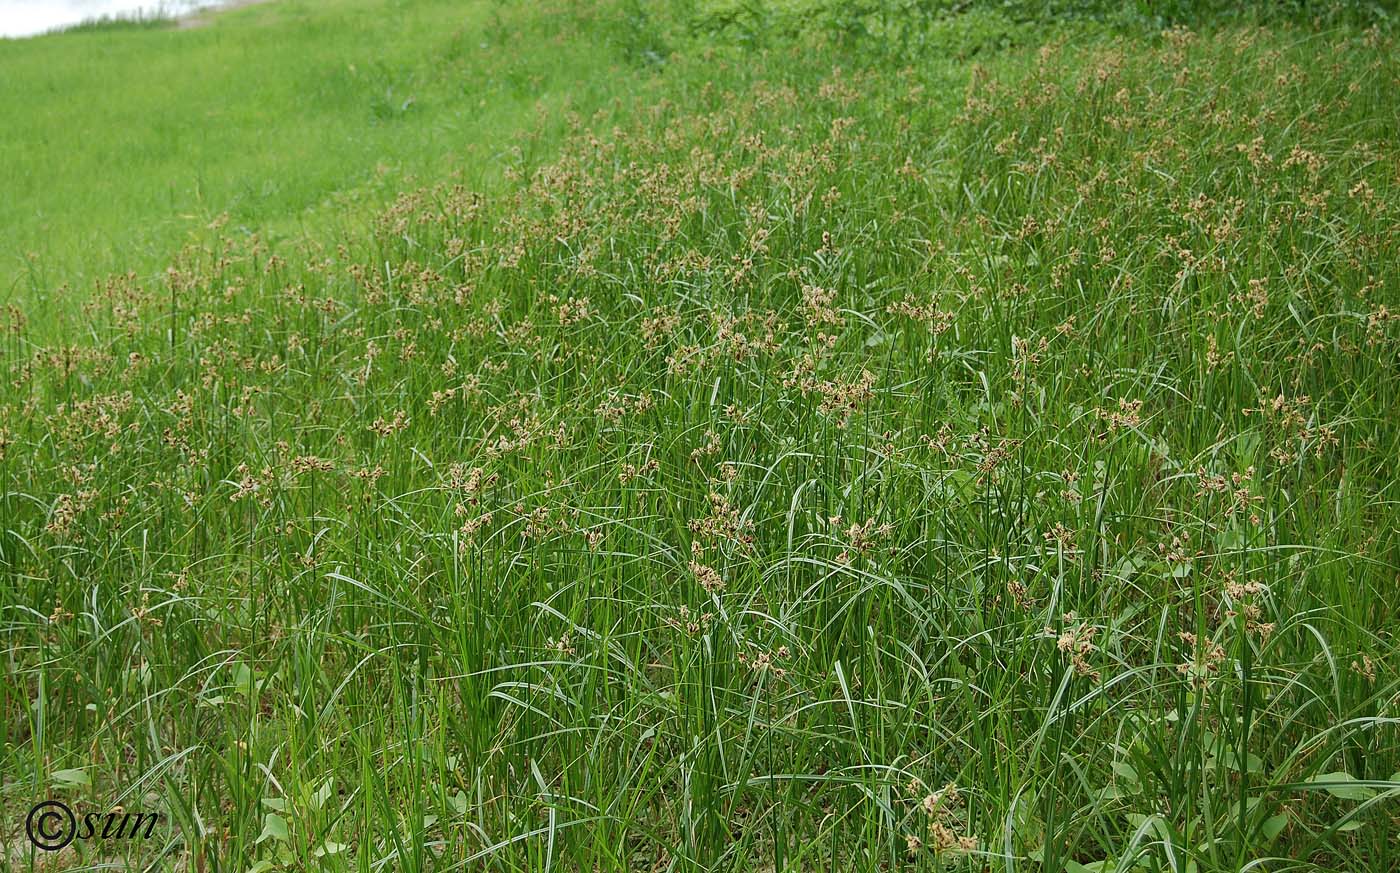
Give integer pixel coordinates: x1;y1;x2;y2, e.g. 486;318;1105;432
0;0;664;319
2;2;1399;871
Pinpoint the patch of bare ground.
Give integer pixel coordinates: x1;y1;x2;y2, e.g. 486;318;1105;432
177;0;275;30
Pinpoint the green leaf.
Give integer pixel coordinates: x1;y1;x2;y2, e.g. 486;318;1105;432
1336;819;1365;832
450;790;469;816
1210;747;1264;773
313;840;347;857
1261;812;1288;841
1217;528;1246;551
246;862;277;873
232;662;259;696
310;776;334;811
1111;761;1140;784
256;813;290;844
1308;771;1376;801
51;768;90;788
1125;812;1173;842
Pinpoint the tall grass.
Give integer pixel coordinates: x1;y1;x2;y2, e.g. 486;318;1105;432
2;3;1397;871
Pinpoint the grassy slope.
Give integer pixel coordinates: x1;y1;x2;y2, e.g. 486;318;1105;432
0;0;644;314
3;3;1400;872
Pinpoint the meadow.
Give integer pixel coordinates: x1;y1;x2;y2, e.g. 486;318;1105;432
0;0;644;318
2;1;1399;871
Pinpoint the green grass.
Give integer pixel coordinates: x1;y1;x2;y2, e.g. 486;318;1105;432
0;0;665;317
2;3;1399;872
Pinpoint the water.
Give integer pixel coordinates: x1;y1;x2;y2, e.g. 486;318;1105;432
0;1;209;37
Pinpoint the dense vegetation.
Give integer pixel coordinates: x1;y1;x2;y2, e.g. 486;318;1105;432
3;1;1398;871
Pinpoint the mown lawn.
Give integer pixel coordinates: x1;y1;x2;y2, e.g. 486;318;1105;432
2;2;1398;871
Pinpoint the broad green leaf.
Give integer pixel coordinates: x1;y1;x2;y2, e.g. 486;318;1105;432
51;768;90;788
313;841;347;857
256;813;290;844
1261;812;1288;841
1217;529;1245;551
1210;747;1264;773
310;776;334;811
1308;771;1376;801
231;662;260;696
449;790;469;816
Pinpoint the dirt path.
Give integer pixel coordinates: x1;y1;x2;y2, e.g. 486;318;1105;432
176;0;276;30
